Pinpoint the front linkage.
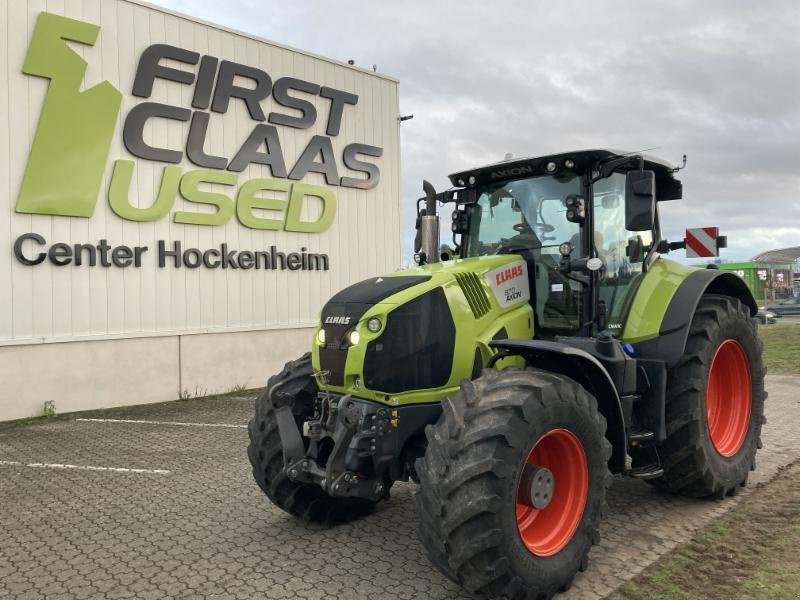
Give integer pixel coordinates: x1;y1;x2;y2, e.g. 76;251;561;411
269;375;439;502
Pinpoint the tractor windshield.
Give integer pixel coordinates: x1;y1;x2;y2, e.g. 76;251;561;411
465;174;581;257
465;174;583;333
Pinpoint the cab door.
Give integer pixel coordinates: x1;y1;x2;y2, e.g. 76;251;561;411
592;173;655;334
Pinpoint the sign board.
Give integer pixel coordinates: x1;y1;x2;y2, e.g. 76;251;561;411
685;227;721;258
1;2;401;345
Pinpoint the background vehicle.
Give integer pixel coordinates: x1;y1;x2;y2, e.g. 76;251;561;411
765;296;800;317
248;149;765;599
756;309;778;324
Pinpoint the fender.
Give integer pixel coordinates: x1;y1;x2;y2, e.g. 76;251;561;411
632;268;757;367
488;339;627;474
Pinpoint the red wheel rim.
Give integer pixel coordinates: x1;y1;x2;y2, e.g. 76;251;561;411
515;429;588;557
706;339;752;457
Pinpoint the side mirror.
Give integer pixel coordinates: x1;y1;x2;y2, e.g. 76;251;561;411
625;170;655;231
601;193;620;209
489;188;513;208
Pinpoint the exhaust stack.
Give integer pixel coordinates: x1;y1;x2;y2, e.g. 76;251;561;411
420;180;440;263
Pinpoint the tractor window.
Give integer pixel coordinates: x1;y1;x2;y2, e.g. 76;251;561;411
466;174;582;334
593;173;654;333
466;174;580;256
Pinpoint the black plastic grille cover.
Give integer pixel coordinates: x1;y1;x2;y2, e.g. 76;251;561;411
318;275;431;387
328;275;431;305
364;288;455;394
318;303;368;387
454;272;491;318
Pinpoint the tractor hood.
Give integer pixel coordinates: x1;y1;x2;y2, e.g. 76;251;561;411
316;255;531;396
319;254;526;330
320;274;433;330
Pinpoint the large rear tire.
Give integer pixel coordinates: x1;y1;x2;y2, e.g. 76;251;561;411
414;368;612;599
658;294;766;498
247;353;376;525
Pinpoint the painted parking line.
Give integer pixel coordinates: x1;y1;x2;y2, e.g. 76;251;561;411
0;460;170;474
76;418;247;429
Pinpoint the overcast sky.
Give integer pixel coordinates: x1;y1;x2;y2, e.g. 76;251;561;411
154;0;800;264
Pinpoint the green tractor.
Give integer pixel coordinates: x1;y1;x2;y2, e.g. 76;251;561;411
247;149;765;598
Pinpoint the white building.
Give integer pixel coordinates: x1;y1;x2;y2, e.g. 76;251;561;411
0;0;401;421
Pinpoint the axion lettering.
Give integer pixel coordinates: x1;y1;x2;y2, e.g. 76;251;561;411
490;165;534;179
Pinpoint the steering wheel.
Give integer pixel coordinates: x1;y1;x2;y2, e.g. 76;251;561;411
496;234;541;260
513;222;555;235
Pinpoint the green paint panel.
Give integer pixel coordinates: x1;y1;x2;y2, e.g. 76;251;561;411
174;170;237;226
621;258;697;343
285;183;337;233
236;178;291;230
16;12;122;218
109;161;181;221
311;255;531;406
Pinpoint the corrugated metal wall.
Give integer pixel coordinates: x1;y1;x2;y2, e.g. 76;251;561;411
0;0;401;345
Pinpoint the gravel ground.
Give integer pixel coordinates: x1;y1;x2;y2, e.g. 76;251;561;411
1;375;798;599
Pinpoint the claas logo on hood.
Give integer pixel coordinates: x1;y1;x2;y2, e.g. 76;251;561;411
495;264;524;286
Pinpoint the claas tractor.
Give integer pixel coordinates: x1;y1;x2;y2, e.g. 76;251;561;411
247;149;765;599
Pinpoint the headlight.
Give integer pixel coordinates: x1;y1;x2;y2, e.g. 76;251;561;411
348;330;360;346
367;317;382;333
316;329;326;345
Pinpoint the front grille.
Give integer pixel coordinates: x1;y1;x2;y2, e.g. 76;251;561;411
363;288;455;394
318;322;351;387
455;272;491;318
316;277;430;388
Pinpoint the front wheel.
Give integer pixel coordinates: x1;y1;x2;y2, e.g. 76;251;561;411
247;353;377;525
414;368;612;599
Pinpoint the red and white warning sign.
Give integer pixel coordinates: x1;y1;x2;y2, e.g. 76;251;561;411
685;227;721;258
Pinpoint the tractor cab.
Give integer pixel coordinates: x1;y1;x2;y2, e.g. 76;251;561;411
428;149;683;339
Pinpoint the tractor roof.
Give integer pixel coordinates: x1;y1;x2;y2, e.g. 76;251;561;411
449;149;682;201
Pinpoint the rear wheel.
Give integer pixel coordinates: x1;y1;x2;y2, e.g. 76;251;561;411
658;295;766;498
415;368;612;599
247;353;376;525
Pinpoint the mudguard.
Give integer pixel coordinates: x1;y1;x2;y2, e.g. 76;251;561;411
631;268;757;368
488;339;627;474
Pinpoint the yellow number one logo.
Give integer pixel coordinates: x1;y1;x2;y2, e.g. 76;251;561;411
15;12;122;218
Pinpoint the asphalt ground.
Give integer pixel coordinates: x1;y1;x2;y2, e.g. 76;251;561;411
1;375;799;600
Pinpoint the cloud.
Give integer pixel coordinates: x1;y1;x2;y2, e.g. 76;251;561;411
154;0;800;263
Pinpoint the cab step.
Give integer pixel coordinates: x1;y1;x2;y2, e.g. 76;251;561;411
629;465;664;480
628;428;656;444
